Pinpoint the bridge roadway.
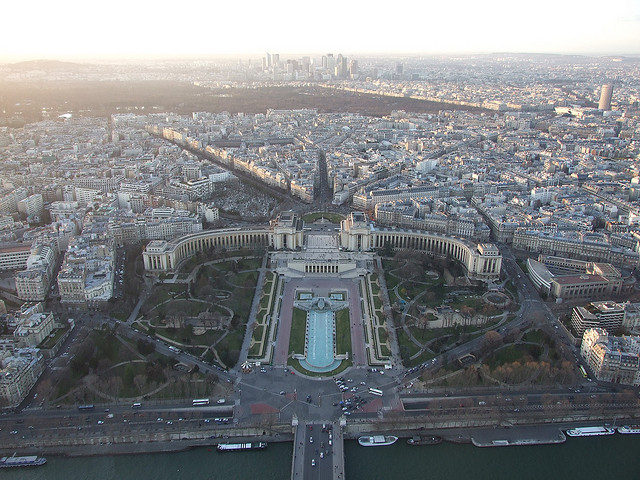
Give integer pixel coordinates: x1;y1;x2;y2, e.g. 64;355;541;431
291;421;344;480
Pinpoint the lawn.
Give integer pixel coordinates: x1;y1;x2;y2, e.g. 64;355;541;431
302;212;345;224
289;307;307;355
252;324;264;341
373;296;382;310
142;284;188;312
486;344;543;369
407;326;440;344
216;326;246;368
397;328;421;365
522;329;545;344
378;327;388;344
335;308;351;355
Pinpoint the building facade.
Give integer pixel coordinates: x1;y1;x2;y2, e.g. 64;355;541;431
571;301;625;338
580;328;640;386
0;348;45;408
143;211;502;282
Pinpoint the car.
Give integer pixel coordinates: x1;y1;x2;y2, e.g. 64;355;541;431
97;420;104;424
308;425;313;431
157;418;163;422
311;459;316;467
167;421;173;425
320;452;324;459
309;436;313;443
279;391;286;395
204;419;211;423
9;430;17;435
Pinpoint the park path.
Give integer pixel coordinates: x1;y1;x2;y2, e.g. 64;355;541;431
236;254;269;370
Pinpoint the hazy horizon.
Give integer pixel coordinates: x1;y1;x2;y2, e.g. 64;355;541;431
2;0;639;63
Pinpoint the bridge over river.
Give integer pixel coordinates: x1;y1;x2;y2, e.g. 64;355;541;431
291;420;345;480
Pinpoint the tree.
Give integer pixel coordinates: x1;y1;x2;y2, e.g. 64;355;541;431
137;339;156;355
133;374;147;395
123;364;135;388
459;306;475;326
482;330;503;353
416;314;430;332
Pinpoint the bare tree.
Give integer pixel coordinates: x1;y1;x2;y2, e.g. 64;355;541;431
134;374;147;395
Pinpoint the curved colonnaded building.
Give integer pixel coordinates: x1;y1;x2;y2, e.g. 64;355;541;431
143;212;501;282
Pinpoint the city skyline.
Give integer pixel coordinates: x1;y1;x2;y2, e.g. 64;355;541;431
3;0;640;62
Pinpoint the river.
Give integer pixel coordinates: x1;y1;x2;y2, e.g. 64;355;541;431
3;435;639;479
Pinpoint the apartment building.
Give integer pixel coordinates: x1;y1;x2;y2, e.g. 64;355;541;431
0;348;45;408
580;328;640;386
571;301;625;338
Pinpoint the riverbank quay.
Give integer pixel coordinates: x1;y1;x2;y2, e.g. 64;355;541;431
1;408;636;459
2;433;294;458
0;425;566;465
0;428;293;458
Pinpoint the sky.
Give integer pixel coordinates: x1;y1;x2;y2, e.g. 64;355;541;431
2;0;640;62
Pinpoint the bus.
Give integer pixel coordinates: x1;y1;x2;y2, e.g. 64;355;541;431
578;365;588;378
77;404;95;411
131;402;142;409
192;398;210;406
368;388;383;397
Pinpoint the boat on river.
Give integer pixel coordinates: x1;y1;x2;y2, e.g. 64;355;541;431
0;454;46;468
565;426;615;437
358;435;398;446
617;425;640;434
216;442;267;452
407;435;442;446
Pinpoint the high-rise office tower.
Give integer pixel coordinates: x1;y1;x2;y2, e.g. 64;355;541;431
349;60;358;78
598;84;613;111
327;54;335;74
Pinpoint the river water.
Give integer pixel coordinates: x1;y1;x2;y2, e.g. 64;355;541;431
3;435;639;479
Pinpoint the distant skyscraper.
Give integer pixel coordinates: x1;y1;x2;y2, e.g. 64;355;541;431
598;84;613;111
349;60;358;78
327;54;335;75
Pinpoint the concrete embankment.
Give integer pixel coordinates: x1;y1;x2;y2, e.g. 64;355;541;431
0;428;294;458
